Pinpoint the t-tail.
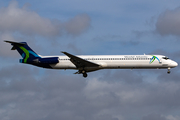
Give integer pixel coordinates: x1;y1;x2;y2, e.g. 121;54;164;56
5;40;41;64
5;40;59;68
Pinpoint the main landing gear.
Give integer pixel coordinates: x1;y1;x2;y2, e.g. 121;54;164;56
83;73;88;78
75;70;88;78
167;67;171;74
82;70;88;78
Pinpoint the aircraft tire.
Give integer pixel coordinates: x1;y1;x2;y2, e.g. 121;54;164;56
83;73;88;78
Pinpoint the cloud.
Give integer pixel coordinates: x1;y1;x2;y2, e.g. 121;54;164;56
1;64;180;120
65;14;91;36
0;0;91;57
0;1;59;36
156;7;180;36
1;1;180;120
142;113;167;120
0;1;91;37
142;114;180;120
0;33;17;57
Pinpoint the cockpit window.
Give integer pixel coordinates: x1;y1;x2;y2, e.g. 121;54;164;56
162;56;169;60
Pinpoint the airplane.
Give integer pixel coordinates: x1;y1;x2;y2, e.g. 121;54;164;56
5;40;178;78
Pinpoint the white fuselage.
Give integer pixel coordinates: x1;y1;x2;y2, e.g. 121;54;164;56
5;40;178;77
44;55;178;72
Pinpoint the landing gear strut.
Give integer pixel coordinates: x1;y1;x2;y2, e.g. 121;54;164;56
82;70;88;78
167;68;171;74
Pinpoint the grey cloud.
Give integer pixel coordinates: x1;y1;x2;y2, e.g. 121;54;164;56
0;1;91;58
156;7;180;36
1;63;180;120
0;33;17;57
99;70;143;84
2;1;180;120
65;14;91;36
0;1;91;37
0;1;60;36
92;35;122;42
142;113;167;120
67;43;82;54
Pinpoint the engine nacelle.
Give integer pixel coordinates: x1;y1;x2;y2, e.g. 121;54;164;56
20;57;59;64
38;57;59;64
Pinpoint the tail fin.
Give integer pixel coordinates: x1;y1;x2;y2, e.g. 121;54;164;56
5;40;41;63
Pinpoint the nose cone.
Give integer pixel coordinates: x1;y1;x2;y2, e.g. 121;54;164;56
170;61;178;68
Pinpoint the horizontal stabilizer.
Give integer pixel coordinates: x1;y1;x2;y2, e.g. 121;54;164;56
4;40;26;50
4;40;26;45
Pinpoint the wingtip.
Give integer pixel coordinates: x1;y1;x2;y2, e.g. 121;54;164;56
61;51;68;54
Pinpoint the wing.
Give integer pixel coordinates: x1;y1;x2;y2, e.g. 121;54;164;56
61;52;100;68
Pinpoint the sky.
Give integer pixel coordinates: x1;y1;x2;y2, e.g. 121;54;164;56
1;0;180;120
